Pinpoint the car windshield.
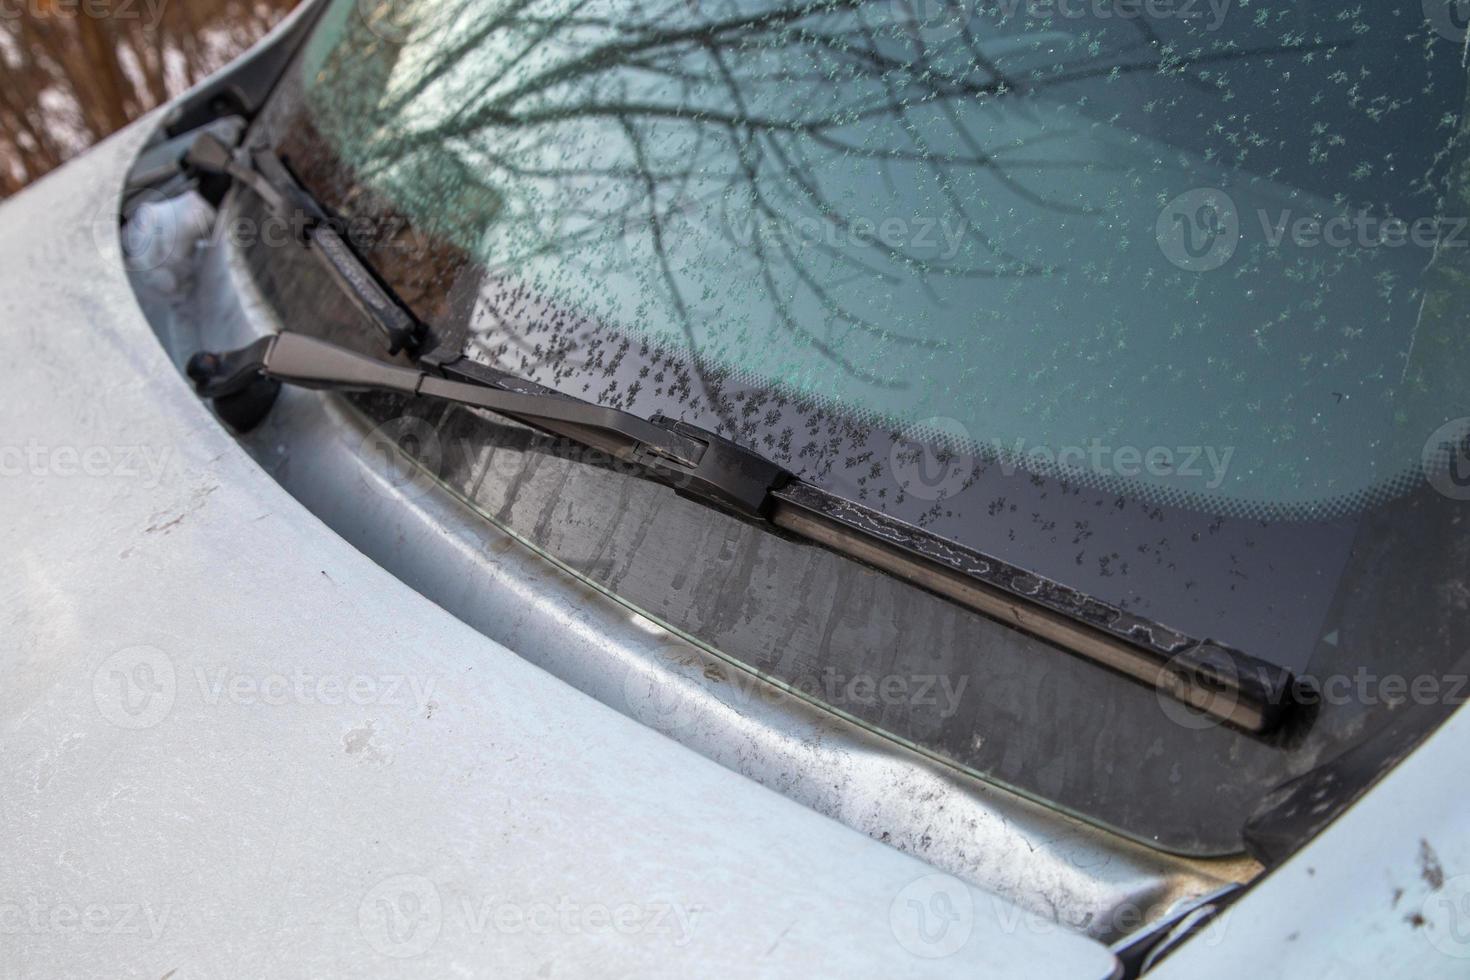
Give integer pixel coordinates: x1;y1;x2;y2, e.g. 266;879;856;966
292;0;1470;517
239;0;1470;854
258;0;1470;674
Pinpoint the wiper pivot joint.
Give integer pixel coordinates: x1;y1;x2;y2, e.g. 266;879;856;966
184;133;423;356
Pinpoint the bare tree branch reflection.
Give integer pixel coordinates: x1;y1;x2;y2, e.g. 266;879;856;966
307;0;1347;438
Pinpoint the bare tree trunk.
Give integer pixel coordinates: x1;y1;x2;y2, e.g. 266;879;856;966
0;0;301;200
74;14;135;135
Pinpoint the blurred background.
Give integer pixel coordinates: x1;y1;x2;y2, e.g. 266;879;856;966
0;0;299;199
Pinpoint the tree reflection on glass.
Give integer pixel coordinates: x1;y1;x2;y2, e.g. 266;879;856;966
296;0;1470;517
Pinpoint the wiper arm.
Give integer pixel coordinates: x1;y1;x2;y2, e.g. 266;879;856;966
182;132;789;518
187;332;791;519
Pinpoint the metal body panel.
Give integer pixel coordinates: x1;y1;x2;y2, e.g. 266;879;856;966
1154;702;1470;978
0;107;1124;980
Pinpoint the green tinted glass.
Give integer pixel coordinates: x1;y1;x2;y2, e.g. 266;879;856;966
301;0;1470;518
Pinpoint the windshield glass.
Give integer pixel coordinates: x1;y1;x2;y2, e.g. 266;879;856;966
295;0;1470;520
238;0;1470;854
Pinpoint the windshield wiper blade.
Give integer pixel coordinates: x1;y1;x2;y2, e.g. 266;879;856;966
176;128;1296;734
189;330;1296;734
187;332;791;519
